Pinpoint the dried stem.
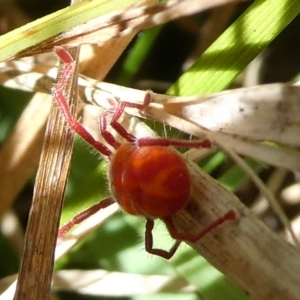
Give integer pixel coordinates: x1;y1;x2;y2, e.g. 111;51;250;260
13;47;80;300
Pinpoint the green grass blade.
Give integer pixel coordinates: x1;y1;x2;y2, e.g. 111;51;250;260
117;26;162;85
0;0;140;62
172;250;248;300
168;0;300;95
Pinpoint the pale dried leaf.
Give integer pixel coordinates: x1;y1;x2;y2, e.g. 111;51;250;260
0;61;299;171
160;84;300;147
88;81;300;171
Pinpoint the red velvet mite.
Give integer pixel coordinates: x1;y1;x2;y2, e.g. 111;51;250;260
54;47;235;259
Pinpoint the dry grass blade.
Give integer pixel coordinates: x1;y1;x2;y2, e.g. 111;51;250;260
77;0;159;80
83;82;300;171
160;84;300;148
172;162;300;300
2;69;300;166
13;48;80;300
18;0;243;56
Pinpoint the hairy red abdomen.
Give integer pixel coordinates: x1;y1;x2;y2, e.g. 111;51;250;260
109;143;191;218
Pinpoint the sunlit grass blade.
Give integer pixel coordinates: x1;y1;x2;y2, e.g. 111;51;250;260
168;0;300;95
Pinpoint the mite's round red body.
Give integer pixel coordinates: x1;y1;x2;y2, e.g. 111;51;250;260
109;143;191;218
